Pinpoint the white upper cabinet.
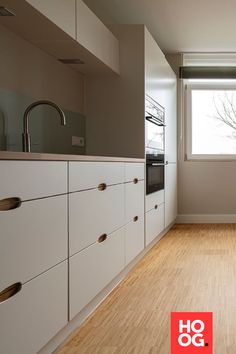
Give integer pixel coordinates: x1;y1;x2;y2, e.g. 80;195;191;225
165;163;177;227
0;0;119;74
26;0;76;39
76;0;119;74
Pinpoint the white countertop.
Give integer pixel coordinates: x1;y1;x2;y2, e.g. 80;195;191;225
0;151;145;163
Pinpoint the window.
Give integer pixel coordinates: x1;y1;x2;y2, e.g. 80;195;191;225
186;83;236;159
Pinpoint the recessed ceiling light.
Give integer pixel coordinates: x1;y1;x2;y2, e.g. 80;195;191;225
58;59;85;65
0;7;15;16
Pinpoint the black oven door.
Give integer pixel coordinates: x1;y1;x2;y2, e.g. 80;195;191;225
146;162;164;195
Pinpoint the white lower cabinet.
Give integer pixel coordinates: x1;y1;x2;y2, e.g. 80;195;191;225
0;261;68;354
165;163;177;228
0;195;67;289
146;203;165;246
125;180;144;222
125;215;144;265
69;184;125;255
69;228;125;320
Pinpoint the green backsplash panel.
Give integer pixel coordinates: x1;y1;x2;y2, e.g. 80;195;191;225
0;87;86;155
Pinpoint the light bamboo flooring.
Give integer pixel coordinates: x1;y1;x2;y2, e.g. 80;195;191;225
57;224;236;354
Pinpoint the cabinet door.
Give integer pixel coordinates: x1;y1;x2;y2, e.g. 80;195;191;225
125;163;144;183
0;261;68;354
125;180;144;222
26;0;76;39
69;162;124;192
165;79;177;163
146;190;164;213
146;203;165;246
69;228;125;319
69;184;125;255
0;195;67;290
0;161;67;200
76;0;119;73
165;163;177;227
125;215;144;265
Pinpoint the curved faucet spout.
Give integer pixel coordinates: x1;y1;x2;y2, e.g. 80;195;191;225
22;100;66;152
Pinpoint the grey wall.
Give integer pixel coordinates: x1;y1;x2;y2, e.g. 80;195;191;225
166;53;236;218
86;25;145;158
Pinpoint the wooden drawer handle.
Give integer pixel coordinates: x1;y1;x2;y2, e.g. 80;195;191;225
98;234;107;243
0;282;22;303
133;178;138;184
133;216;139;222
98;183;107;191
0;197;22;211
154;205;158;210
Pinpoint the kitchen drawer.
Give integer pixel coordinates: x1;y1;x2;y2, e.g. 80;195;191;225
125;163;144;183
146;203;165;246
69;162;124;192
0;261;68;354
125;215;144;265
0;161;67;201
69;227;125;319
0;195;67;289
69;183;125;255
125;180;144;222
146;190;165;212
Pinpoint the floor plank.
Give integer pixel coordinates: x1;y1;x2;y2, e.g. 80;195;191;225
57;224;236;353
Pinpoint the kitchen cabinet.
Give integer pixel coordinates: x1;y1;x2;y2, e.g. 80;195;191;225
26;0;76;39
0;261;68;354
69;184;125;255
146;203;165;246
146;190;164;213
76;0;119;74
0;0;119;74
69;228;125;319
165;163;177;227
0;195;67;289
0;161;67;200
125;180;144;222
125;215;144;265
69;161;124;192
125;163;145;182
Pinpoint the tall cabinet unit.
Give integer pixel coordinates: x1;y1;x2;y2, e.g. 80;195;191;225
145;29;177;229
86;25;177;245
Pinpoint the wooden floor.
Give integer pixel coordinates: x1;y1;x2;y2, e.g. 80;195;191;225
57;224;236;354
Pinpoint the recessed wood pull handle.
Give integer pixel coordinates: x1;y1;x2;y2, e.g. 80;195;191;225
98;234;107;243
0;282;22;303
133;216;139;222
0;197;22;211
133;178;138;184
154;205;158;210
98;183;107;191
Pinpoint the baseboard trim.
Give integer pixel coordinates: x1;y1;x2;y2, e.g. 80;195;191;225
38;223;174;354
177;214;236;224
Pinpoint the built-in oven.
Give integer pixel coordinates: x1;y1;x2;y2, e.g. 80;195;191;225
145;95;165;154
146;153;165;195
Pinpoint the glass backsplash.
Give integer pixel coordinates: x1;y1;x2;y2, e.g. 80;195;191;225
0;87;86;155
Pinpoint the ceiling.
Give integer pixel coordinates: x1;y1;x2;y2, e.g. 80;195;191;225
83;0;236;54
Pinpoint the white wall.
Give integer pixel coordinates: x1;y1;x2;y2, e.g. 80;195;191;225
166;53;236;220
0;24;85;114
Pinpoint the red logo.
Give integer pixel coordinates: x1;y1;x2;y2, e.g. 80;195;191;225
171;312;213;354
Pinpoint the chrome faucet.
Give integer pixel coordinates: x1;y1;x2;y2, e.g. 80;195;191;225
22;100;66;152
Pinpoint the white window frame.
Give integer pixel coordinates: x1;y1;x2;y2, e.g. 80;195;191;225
185;82;236;161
